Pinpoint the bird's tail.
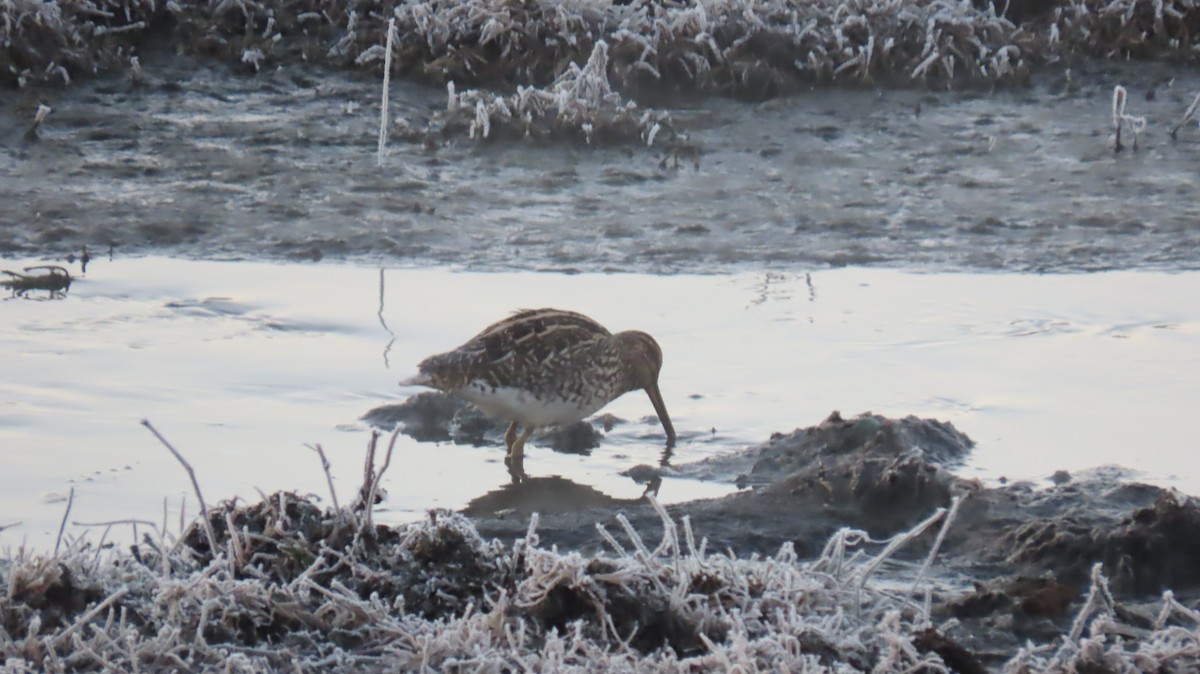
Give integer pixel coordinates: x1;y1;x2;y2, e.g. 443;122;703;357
399;371;433;387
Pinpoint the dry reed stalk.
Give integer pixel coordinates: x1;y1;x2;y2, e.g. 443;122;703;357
53;487;75;557
1170;92;1200;139
141;420;219;555
377;17;396;167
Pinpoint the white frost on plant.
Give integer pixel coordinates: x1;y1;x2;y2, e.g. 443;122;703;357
645;121;661;147
441;39;668;145
355;44;385;65
240;48;264;72
33;104;52;126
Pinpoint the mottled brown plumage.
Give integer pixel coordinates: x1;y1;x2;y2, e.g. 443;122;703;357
403;308;675;480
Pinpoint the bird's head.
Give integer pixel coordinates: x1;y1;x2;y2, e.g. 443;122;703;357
615;330;676;447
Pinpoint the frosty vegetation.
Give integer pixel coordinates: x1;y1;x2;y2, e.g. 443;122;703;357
439;41;673;145
5;0;1200;142
3;467;1199;671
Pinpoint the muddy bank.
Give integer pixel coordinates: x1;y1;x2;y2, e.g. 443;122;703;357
6;5;1200;275
4;53;1200;274
380;397;1200;665
449;407;1200;598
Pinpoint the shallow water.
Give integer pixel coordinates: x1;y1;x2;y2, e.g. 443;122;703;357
2;256;1197;549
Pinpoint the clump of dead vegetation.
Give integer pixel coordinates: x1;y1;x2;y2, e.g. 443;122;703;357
437;41;674;145
1;264;72;298
4;422;1200;672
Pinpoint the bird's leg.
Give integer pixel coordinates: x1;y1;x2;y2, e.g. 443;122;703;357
504;421;518;454
504;425;536;483
511;425;535;461
641;475;663;499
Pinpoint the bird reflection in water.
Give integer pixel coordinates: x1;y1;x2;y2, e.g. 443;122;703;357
462;473;664;518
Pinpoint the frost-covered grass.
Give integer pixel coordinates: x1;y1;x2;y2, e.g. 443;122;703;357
5;0;1200;91
1006;565;1200;673
3;484;1200;672
0;486;958;672
6;1;1200;143
3;418;1199;671
438;41;674;145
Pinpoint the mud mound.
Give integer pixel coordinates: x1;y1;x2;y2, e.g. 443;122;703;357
472;410;974;556
986;486;1200;595
748;410;973;482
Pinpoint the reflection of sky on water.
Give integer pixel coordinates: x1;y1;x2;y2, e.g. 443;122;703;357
2;257;1198;549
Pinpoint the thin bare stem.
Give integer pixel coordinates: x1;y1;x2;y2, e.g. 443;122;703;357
856;505;947;590
360;430;379;506
24;104;52;141
364;428;401;531
1170;92;1200;139
1112;85;1126;151
53;486;75;556
306;443;342;515
909;495;963;624
377;17;396;167
74;518;159;529
141;419;218;555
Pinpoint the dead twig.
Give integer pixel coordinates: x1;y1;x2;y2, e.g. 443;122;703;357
141;420;219;555
1111;84;1145;152
54;486;75;557
23;104;51;141
363;429;401;532
1;265;72;297
377;17;396;167
1170;92;1200;139
306;443;342;516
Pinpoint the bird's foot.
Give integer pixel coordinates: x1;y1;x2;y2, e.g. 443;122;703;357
641;475;663;499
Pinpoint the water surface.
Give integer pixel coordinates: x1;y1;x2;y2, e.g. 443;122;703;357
2;257;1197;548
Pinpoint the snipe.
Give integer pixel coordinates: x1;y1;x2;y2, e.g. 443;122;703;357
402;308;675;480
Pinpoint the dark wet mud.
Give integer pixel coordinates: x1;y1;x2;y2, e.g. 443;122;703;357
4;53;1200;273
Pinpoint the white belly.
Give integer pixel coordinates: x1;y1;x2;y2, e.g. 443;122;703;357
456;382;610;427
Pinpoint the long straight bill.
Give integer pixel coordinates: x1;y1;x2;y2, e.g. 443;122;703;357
645;382;676;448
